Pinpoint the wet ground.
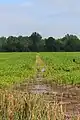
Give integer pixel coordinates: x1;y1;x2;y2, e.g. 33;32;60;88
13;70;80;119
11;56;80;119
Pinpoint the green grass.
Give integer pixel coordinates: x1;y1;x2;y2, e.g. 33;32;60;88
0;52;36;87
0;52;80;120
40;52;80;84
0;52;80;87
1;52;80;87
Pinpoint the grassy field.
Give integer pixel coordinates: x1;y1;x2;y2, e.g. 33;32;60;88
0;52;36;87
0;52;80;120
41;52;80;84
0;52;80;86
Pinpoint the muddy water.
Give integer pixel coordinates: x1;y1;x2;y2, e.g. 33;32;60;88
27;70;51;94
13;69;80;119
28;84;51;94
13;53;80;120
27;70;80;118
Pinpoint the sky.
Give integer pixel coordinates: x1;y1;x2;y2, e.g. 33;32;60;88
0;0;80;38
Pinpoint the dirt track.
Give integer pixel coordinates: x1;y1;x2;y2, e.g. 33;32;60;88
13;71;80;119
13;55;80;119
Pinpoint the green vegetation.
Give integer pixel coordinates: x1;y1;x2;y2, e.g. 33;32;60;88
41;52;80;84
0;52;80;119
0;33;80;52
0;52;80;87
0;52;36;87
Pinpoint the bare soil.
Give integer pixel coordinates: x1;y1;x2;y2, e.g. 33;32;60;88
12;71;80;119
12;56;80;119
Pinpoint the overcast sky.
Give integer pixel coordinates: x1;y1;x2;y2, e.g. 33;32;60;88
0;0;80;38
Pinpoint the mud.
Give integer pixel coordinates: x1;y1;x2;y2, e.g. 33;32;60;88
12;55;80;119
13;72;80;119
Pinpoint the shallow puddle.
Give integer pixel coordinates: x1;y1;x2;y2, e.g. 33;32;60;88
28;84;52;94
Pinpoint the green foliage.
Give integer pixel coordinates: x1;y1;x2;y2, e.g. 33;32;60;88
0;33;80;52
29;32;42;52
45;37;56;51
41;52;80;84
0;53;36;87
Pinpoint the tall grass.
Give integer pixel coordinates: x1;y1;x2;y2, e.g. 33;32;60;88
0;89;79;120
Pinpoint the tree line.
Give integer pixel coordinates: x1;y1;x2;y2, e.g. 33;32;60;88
0;32;80;52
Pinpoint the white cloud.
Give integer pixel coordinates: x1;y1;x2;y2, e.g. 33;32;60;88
0;0;80;37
